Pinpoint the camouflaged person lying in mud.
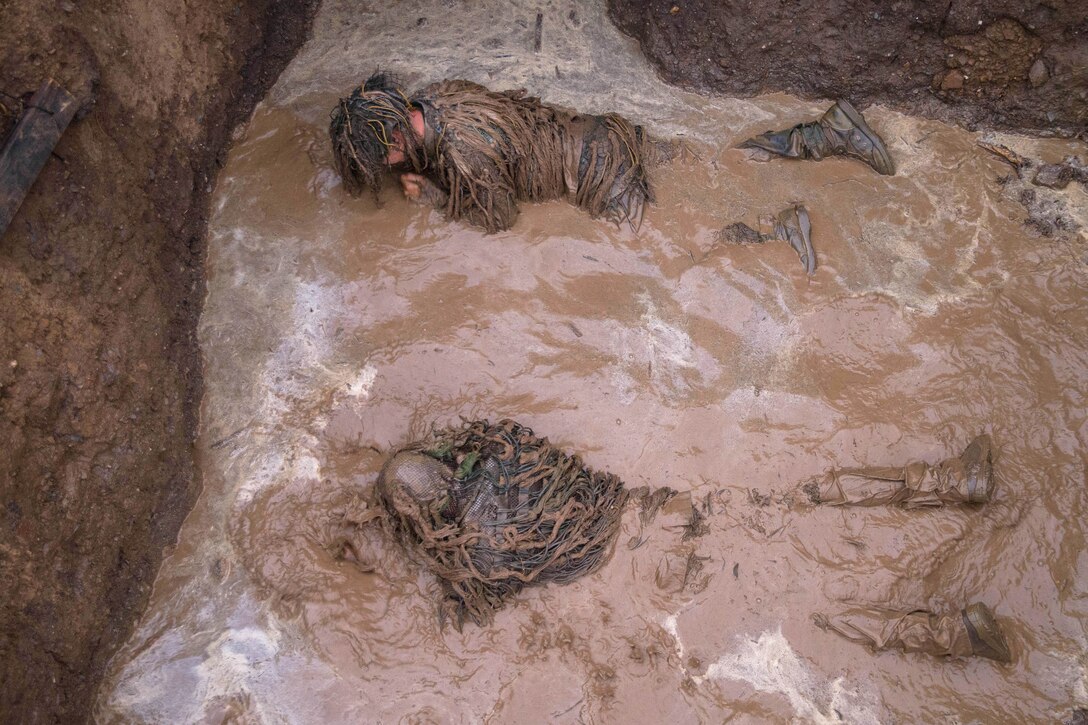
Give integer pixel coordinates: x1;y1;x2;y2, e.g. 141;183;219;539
329;72;662;233
376;419;628;629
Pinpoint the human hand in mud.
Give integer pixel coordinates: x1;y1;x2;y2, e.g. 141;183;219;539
399;172;424;200
398;172;450;209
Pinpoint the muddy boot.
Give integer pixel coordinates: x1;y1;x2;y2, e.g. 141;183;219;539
772;204;815;275
814;602;1011;662
719;204;816;275
739;100;895;176
803;434;993;508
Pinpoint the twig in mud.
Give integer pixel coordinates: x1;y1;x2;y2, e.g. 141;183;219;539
533;12;543;52
765;522;789;539
210;425;249;450
914;129;938;145
977;139;1028;170
552;698;583;718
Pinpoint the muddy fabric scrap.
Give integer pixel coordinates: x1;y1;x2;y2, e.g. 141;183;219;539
330;73;655;233
377;419;628;628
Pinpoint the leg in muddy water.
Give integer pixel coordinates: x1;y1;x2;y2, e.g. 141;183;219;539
739;100;894;176
772;204;815;275
814;602;1011;662
802;434;993;508
719;204;815;274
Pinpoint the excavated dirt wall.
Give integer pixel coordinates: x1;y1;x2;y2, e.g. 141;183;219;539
0;1;315;720
608;0;1087;137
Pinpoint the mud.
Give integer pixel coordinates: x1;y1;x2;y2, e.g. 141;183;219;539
608;0;1088;138
98;0;1087;722
0;0;315;720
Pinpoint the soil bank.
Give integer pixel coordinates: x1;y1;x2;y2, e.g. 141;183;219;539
0;1;315;720
608;0;1087;138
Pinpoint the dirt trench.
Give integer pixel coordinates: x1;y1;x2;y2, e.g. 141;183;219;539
608;0;1087;138
0;1;316;721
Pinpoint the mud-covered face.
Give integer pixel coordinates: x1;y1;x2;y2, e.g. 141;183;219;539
329;73;420;197
385;133;406;166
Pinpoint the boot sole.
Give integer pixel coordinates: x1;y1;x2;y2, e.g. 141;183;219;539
837;100;895;176
795;205;815;275
775;205;816;275
962;434;993;503
962;603;1011;663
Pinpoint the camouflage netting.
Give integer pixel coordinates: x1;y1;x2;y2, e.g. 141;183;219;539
377;419;629;628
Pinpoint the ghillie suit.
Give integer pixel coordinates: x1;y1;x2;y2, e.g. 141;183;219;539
801;435;993;508
330;73;655;233
814;602;1011;662
376;419;629;628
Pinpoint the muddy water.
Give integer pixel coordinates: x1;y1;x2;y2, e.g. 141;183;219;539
98;1;1088;723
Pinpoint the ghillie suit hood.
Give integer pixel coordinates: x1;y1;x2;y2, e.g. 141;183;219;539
376;419;629;628
329;72;426;197
330;76;657;233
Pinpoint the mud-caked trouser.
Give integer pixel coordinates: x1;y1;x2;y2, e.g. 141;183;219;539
804;435;993;508
721;204;816;275
739;100;895;176
814;602;1011;662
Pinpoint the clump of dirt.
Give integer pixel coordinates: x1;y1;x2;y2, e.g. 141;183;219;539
977;137;1085;237
0;0;316;721
607;1;1087;136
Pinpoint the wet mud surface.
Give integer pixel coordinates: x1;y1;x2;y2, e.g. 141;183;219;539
608;0;1088;138
100;1;1087;722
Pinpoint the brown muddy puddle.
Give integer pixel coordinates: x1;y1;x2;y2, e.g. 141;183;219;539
99;2;1088;723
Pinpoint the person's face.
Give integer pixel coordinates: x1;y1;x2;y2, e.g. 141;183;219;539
386;129;408;165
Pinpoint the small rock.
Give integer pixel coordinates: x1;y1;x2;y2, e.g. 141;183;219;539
941;69;965;90
1028;58;1048;87
1062;156;1088;185
1033;163;1074;190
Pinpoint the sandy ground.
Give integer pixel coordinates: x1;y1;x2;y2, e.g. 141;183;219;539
98;0;1087;722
